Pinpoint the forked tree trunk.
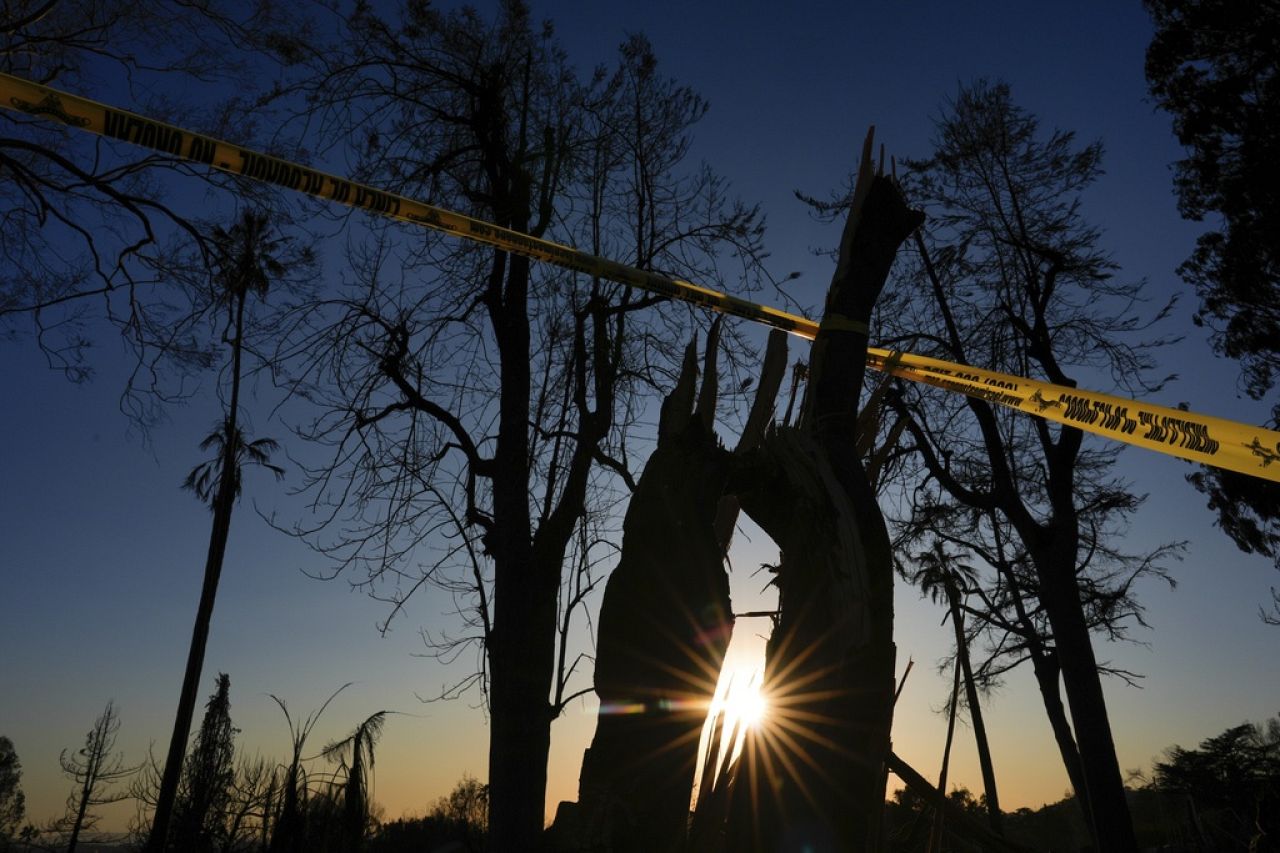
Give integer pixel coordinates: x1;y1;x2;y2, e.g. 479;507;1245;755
1029;639;1094;835
727;133;923;851
567;324;787;853
994;550;1094;838
1035;540;1138;852
573;337;733;852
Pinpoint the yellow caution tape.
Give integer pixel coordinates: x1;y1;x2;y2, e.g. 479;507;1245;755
0;73;812;336
863;349;1280;482
4;71;1279;483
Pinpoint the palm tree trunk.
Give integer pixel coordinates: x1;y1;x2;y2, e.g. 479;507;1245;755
928;630;963;853
947;584;1003;834
342;731;364;853
147;290;247;853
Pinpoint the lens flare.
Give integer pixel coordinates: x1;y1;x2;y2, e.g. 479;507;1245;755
722;674;767;730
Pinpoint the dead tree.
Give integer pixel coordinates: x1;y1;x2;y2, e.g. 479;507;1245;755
555;134;917;852
566;323;787;852
885;82;1182;851
727;134;923;851
58;701;135;853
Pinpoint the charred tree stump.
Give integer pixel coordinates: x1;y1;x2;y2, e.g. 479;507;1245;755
727;132;924;852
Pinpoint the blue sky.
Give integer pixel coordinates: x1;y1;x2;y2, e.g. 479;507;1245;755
2;0;1278;832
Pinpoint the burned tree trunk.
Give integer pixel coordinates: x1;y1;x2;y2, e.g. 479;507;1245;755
945;579;1004;835
728;133;923;851
561;324;788;853
570;329;732;853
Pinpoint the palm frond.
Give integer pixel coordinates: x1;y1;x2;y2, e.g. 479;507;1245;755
182;420;285;507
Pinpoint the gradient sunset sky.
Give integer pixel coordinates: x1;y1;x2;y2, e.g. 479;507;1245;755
2;0;1277;833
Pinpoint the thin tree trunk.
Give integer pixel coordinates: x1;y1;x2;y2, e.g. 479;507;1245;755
259;774;274;852
342;732;364;853
927;633;963;853
947;583;1003;834
270;762;302;853
148;290;247;853
1037;545;1138;853
994;533;1095;842
67;767;94;853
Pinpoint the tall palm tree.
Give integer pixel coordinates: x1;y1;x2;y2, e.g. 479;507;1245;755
147;211;293;852
913;540;1004;836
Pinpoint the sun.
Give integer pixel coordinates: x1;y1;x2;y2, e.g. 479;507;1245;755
693;665;769;802
722;675;767;729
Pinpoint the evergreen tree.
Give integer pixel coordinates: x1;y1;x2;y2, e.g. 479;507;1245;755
0;737;25;849
170;674;236;853
1146;0;1280;620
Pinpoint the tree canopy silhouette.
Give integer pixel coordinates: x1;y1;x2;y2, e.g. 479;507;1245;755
58;701;134;853
0;0;303;414
272;4;769;847
1145;0;1280;622
881;80;1180;852
1151;715;1280;850
148;209;309;853
0;736;25;846
1146;0;1280;407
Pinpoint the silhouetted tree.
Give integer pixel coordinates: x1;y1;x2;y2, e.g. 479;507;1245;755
276;6;767;848
1151;715;1280;851
58;701;134;853
0;0;302;410
726;135;923;850
148;210;304;853
134;741;276;853
929;512;1097;828
321;710;390;853
168;674;237;853
223;754;278;852
268;685;349;853
0;736;24;850
1145;0;1280;623
368;775;488;853
437;776;490;849
911;540;1004;837
1146;0;1280;408
882;81;1180;852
